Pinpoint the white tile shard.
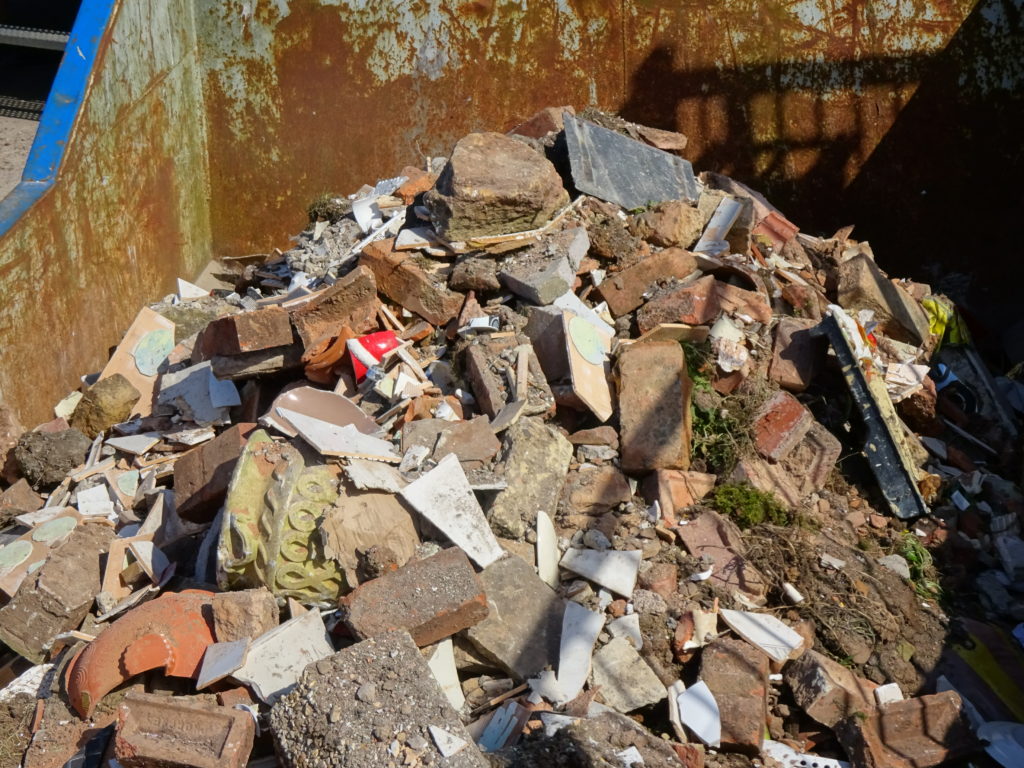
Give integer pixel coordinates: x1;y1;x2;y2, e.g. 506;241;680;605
196;639;249;689
279;408;400;462
399;454;504;568
177;278;209;300
676;681;721;747
427;638;466;711
344;458;406;493
608;613;643;650
429;725;468;757
105;433;161;456
559;548;641;597
231;608;334;703
553;601;604;704
535;511;560;588
719;608;805;663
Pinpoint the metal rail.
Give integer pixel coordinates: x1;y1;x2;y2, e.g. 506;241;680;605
0;95;46;120
0;24;70;51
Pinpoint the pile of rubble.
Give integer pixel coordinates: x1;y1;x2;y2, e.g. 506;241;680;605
0;106;1022;768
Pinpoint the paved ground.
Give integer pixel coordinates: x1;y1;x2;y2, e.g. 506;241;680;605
0;116;38;199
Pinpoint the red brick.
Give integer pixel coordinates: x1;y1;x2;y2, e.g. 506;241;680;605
637;275;719;333
769;316;821;392
731;456;802;507
675;510;766;600
339;547;488;646
699;637;768;755
114;692;254;768
394;166;438;205
672;743;705;768
897;376;940;435
211;587;278;643
637;562;678;600
752;391;812;462
359;239;464;326
782;421;841;498
835;691;977;768
616;341;692;474
640;469;716;524
566;426;619;448
199;307;294;357
289;264;379;347
0;478;42;516
174;423;257;523
783;650;877;727
509;105;574;139
715;280;772;324
596;248;698;317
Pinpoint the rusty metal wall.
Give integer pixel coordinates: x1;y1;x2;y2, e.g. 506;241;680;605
0;0;212;429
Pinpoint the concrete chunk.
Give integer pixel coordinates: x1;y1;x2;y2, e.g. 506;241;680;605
591;637;666;713
464;555;564;680
270;631;488;767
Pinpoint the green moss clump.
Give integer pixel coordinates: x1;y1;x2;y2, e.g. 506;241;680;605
711;483;791;529
307;193;351;224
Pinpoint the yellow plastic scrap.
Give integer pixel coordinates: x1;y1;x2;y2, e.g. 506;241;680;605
923;296;971;347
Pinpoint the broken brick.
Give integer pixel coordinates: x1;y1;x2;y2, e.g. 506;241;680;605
769;316;821;393
752;390;813;462
563;465;632;515
212;587;279;643
339;547;488;646
174;423;257;523
289;264;379;346
198;307;294;357
784;649;877;728
637;275;719;332
115;692;254;768
597;248;698;317
616;341;692;473
360;238;464;326
835;691;977;768
699;636;769;755
0;523;114;663
640;469;716;523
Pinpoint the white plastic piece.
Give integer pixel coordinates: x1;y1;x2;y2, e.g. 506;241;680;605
720;609;805;663
783;582;805;604
399;454;504;568
676;680;721;747
559;548;641;597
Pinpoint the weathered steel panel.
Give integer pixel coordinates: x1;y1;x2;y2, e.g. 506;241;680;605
0;0;211;428
195;0;626;257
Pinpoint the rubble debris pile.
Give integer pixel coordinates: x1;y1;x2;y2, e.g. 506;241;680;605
1;106;1021;768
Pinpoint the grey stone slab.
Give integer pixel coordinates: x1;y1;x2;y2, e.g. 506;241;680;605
563;114;698;211
464;555;564;681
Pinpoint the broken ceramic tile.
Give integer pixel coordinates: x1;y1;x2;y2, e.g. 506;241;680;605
279;408;400;462
399;454;504;569
608;613;643;650
197;639;249;689
231;608;334;703
719;608;804;663
344;458;406;493
262;385;381;438
563;312;613;422
429;725;468;757
427;638;466;711
100;308;176;418
105;433;160;456
559;548;641;597
535;511;559;588
676;681;721;747
553;601;604;704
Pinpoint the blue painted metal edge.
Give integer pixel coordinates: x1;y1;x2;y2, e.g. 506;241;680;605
0;0;118;236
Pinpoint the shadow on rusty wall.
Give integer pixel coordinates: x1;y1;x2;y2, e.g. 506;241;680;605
618;0;1024;355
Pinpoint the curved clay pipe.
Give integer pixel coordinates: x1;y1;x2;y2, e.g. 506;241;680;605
66;590;216;718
